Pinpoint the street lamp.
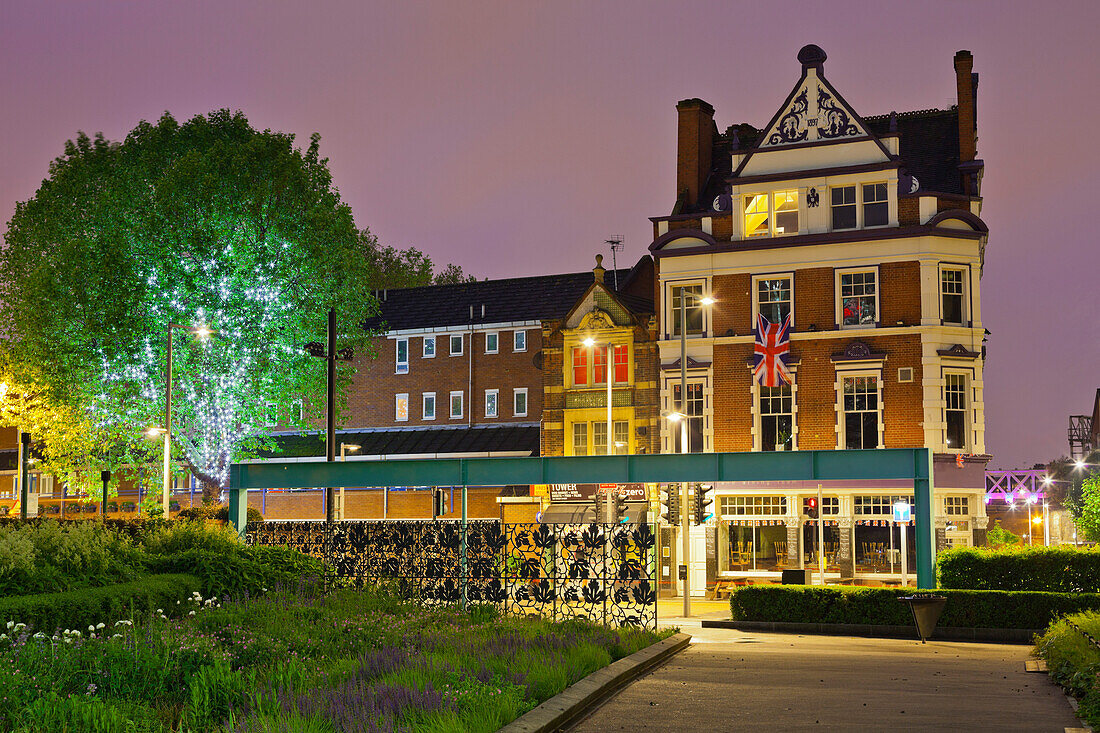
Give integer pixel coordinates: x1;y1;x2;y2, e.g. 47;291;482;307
664;289;715;618
161;323;214;517
337;442;360;521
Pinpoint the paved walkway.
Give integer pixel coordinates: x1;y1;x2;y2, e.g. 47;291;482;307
575;617;1082;731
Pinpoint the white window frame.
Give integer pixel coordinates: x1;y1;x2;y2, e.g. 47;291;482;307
742;189;800;238
296;399;304;422
862;182;889;228
663;376;709;454
395;338;409;374
513;330;527;352
830;184;857;231
834;367;884;450
750;369;798;452
666;281;708;338
484;389;498;418
939;265;968;326
835;266;879;330
449;334;464;356
422;392;436;421
572;422;588;456
613;420;630;455
513;387;528;417
485;332;498;354
449;390;464;419
943;371;970;451
395;393;409;422
751;273;795;329
423;336;436;359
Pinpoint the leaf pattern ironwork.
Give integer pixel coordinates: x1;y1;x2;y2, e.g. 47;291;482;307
247;520;657;629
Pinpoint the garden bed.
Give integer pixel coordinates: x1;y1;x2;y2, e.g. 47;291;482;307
1034;611;1100;727
0;585;670;732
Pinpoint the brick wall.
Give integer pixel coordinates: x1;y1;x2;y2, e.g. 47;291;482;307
250;486;503;520
343;328;543;429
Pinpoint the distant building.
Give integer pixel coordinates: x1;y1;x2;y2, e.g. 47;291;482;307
1069;389;1099;460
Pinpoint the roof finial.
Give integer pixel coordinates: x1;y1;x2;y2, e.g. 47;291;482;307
593;254;606;283
797;44;827;70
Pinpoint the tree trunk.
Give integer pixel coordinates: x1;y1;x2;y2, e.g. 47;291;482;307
200;477;221;505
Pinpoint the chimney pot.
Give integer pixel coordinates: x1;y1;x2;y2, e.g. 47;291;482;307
676;98;716;211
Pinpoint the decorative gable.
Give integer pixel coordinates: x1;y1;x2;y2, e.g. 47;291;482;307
759;47;869;148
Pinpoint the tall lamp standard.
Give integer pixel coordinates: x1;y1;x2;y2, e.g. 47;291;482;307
162;323;213;517
337;442;361;521
665;290;715;619
582;336;615;523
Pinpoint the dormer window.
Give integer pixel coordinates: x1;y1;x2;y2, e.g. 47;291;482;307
743;190;799;238
863;183;888;227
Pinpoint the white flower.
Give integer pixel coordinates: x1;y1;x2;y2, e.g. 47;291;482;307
13;623;25;632
156;609;163;613
96;623;105;630
70;630;80;637
188;611;195;616
63;638;72;644
51;636;59;642
33;632;45;639
88;625;95;632
110;634;121;640
5;621;12;630
262;587;268;592
0;634;7;641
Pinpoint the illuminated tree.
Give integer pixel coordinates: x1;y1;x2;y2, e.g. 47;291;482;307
1;110;464;501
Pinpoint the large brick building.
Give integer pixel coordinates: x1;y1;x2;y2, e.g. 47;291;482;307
652;45;991;591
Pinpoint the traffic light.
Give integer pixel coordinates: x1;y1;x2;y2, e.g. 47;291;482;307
615;492;629;523
805;497;819;520
659;485;680;525
693;483;714;525
593;493;605;524
432;488;447;519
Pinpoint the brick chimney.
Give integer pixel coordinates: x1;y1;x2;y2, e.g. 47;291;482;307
954;50;977;163
676;98;715;212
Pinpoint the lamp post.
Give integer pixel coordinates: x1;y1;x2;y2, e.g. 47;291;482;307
337;442;360;521
582;336;614;524
162;323;213;517
667;289;715;618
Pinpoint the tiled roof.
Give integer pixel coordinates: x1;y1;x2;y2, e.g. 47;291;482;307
261;424;541;459
364;268;649;332
865;108;963;195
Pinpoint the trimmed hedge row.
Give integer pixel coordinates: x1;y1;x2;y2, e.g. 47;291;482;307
937;545;1100;592
729;585;1100;630
0;573;202;632
147;545;333;599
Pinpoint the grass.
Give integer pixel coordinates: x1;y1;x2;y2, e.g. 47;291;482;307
0;584;670;732
1033;611;1100;726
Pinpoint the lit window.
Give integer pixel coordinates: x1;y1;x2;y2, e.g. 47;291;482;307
449;334;463;356
760;385;793;451
941;269;965;325
743;193;770;237
946;496;970;516
670;284;704;336
855;495;912;516
514;330;527;352
573;423;588;456
831;186;856;230
423;336;436;358
719;495;787;517
485;332;498;354
672;382;704;453
395;393;409;422
485;389;498;418
572;347;588;386
774;190;799;234
756;277;792;325
513;388;528;417
396;338;408;374
843;376;880;449
449;391;463;419
613;345;629;383
839;270;877;327
862;183;888;227
593;346;608;385
423;393;436;420
944;374;967;449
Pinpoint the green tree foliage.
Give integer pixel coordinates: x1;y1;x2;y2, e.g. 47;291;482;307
1072;474;1100;542
1;110;468;499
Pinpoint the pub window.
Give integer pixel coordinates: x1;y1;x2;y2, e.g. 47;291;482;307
760;385;793;452
670;284;704;336
756;277;792;325
572;423;588;456
944;373;968;449
862;183;889;227
839;269;878;327
831;186;857;230
945;496;970;516
842;375;880;449
941;269;966;325
572;347;588;386
719;495;787;516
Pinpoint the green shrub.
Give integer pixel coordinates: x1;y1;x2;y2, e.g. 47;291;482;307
139;520;241;557
729;585;1100;630
938;544;1100;592
0;520;145;596
0;573;201;632
1035;612;1100;727
177;505;264;524
147;546;332;599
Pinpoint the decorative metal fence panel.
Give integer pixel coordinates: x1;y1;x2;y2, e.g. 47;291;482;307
246;520;657;629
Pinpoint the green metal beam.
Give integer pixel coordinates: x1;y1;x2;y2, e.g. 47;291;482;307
229;447;936;587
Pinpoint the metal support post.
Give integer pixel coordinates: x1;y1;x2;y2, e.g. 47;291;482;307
817;483;825;585
460;484;468;609
18;432;28;521
914;448;935;588
162;328;173;517
100;470;110;520
680;294;691;617
606;344;614;524
325;308;336;523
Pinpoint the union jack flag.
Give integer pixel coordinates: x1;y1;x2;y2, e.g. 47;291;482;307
752;313;793;387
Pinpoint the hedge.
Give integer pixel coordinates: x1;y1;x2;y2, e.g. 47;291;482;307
146;545;333;599
0;573;202;633
937;545;1100;592
729;585;1100;630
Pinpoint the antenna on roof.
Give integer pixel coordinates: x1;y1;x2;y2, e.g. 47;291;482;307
606;236;624;290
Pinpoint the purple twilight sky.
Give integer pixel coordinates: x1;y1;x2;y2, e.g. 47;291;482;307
1;1;1097;468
